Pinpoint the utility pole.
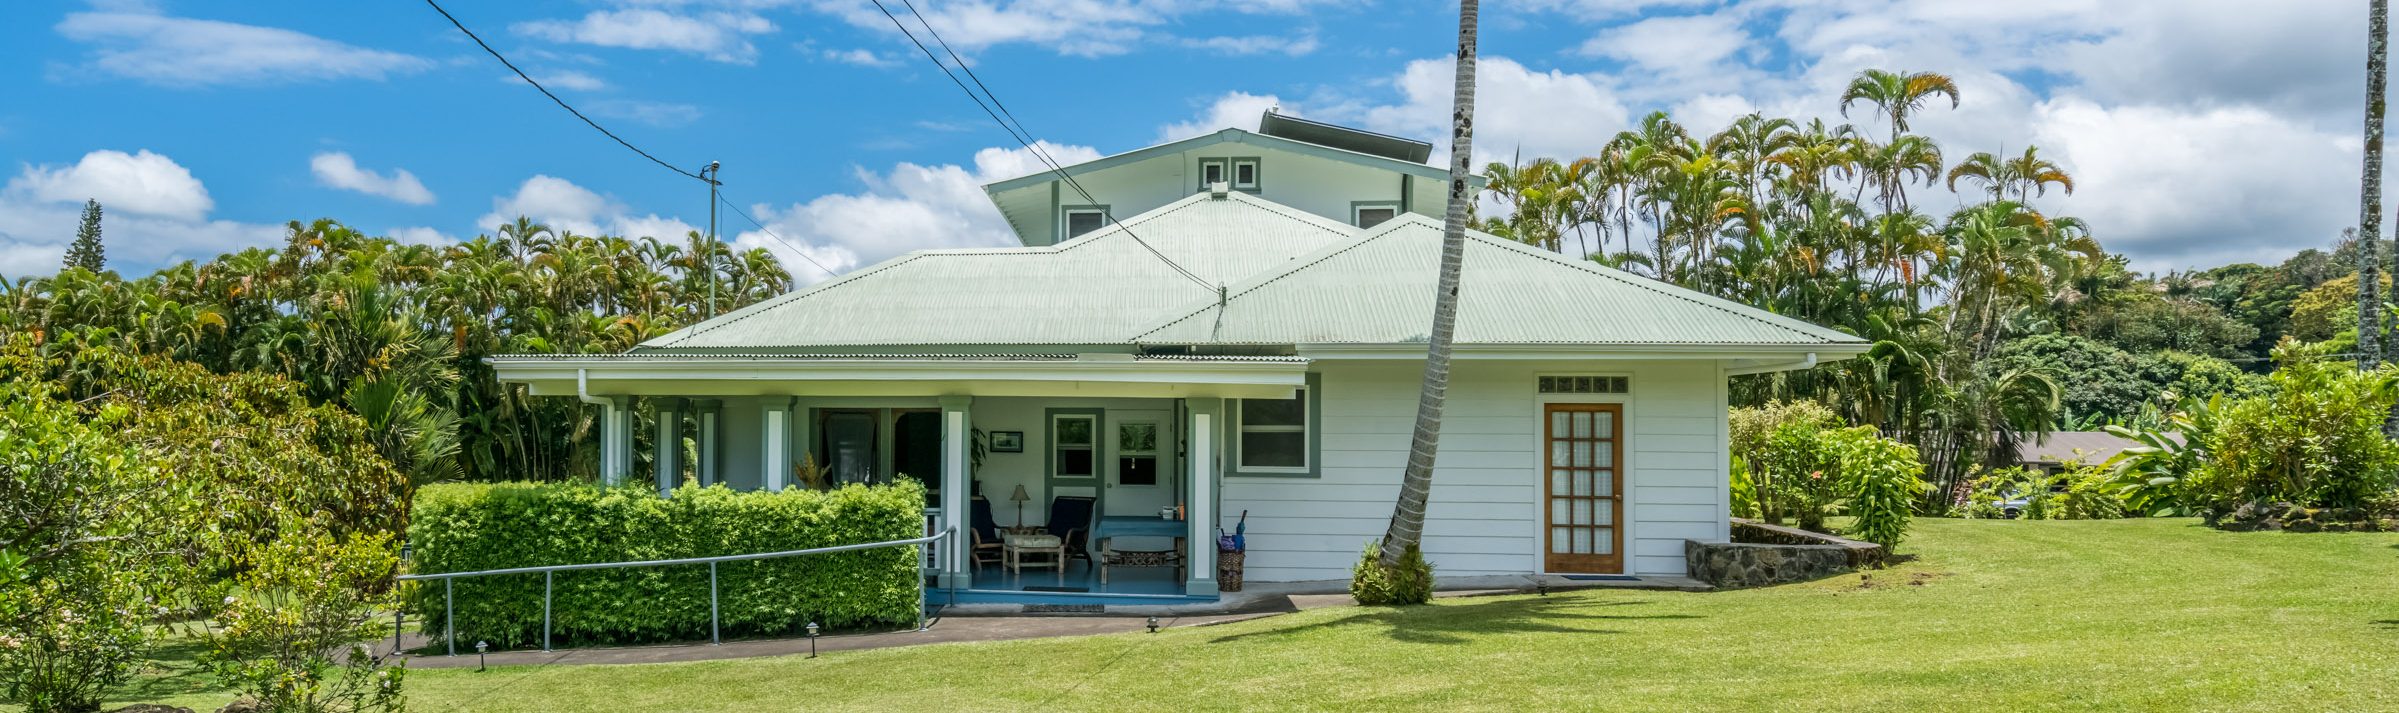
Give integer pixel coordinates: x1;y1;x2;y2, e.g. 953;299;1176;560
703;161;721;320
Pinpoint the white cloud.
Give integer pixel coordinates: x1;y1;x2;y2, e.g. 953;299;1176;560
1349;56;1633;166
0;149;278;275
477;175;697;242
729;142;1101;283
514;9;776;64
821;48;899;68
387;226;455;246
1580;13;1747;73
588;100;704;128
521;70;609;91
1156;92;1285;143
310;152;435;206
1179;33;1320;57
9;149;212;220
809;0;1341;58
54;8;430;87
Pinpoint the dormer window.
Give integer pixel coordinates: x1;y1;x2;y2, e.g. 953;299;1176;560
1353;202;1400;228
1062;206;1109;241
1198;158;1228;190
1232;158;1260;190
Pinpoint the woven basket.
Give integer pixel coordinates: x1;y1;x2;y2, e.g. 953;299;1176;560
1217;550;1245;592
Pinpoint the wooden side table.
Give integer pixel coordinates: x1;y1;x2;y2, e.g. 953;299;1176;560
1002;532;1065;574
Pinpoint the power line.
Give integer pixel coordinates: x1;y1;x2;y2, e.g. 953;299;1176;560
868;0;1216;291
423;0;710;184
715;193;841;279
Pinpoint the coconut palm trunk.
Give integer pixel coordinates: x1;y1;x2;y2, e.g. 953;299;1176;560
2365;0;2388;370
1379;0;1477;568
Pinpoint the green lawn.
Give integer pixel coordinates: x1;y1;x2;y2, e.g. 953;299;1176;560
46;519;2399;712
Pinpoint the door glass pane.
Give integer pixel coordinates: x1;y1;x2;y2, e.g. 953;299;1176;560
1550;527;1571;554
1594;503;1614;526
1551;499;1570;523
1595;445;1613;468
1593;528;1614;554
1119;423;1157;453
1550;469;1570;494
1574;499;1593;525
1594;411;1613;436
1572;470;1592;497
1550;411;1569;436
1550;441;1570;467
1596;469;1614;497
1573;411;1593;439
1576;527;1594;554
821;411;875;486
1119;456;1157;486
1574;441;1594;468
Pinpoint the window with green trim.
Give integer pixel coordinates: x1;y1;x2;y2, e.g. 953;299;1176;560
1234;387;1310;473
1052;413;1097;478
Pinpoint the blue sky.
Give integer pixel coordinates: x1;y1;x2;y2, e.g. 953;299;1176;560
0;0;2372;280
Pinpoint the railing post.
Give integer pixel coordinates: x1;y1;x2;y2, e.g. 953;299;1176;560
709;561;720;646
444;578;456;657
543;571;553;652
915;544;928;632
393;608;403;656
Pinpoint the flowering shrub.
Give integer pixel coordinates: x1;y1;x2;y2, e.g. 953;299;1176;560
205;523;405;713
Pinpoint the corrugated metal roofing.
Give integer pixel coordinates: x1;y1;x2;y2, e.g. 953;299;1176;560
638;192;1357;350
636;196;1865;353
489;353;1305;363
1133;214;1864;347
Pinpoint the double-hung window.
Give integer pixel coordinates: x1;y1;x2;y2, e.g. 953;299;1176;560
1052;412;1098;478
1233;386;1311;474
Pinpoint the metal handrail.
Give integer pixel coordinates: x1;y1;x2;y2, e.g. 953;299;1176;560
398;527;952;656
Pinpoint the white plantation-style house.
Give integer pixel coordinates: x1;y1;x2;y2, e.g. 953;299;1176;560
490;112;1868;603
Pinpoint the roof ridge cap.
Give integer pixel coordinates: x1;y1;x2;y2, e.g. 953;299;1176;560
1462;230;1858;343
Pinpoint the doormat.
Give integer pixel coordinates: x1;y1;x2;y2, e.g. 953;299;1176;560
1561;575;1638;581
1024;586;1091;593
1023;604;1104;613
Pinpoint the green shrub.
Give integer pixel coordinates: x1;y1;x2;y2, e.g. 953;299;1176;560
2051;463;2127;521
405;481;923;649
1350;541;1433;606
206;523;405;713
2189;340;2399;513
1729;401;1839;526
1822;426;1929;549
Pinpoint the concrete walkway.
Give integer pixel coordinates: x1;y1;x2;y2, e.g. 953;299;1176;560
394;573;1706;669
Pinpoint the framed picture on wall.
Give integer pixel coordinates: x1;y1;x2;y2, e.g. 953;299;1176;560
988;430;1024;453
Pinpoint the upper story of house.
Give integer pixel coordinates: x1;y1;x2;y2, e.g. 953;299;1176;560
983;111;1481;246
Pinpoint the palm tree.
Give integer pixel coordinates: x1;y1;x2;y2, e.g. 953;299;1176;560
2361;0;2388;368
1839;69;1962;144
1378;0;1477;572
1948;146;2075;203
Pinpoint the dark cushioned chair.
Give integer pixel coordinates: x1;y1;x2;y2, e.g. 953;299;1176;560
968;496;1003;567
1044;495;1096;568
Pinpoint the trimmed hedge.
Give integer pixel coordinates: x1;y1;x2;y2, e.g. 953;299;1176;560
405;481;924;649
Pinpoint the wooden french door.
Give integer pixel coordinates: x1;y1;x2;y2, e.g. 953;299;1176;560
1543;403;1623;574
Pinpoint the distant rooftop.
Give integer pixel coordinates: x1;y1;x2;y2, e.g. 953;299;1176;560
1257;110;1433;164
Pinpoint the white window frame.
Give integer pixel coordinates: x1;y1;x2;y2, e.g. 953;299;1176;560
1197;158;1229;190
1352;201;1401;228
1231;158;1261;190
1060;205;1110;242
1231;386;1311;475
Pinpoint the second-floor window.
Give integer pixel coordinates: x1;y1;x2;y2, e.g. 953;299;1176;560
1232;158;1260;190
1063;207;1108;241
1354;204;1399;228
1199;158;1228;188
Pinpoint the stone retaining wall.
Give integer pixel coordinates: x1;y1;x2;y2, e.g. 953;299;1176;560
1684;519;1884;589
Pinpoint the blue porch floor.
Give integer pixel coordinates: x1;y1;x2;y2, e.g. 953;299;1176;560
940;558;1209;606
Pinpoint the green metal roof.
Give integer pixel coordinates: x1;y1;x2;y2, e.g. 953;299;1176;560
638;195;1865;353
1134;214;1863;347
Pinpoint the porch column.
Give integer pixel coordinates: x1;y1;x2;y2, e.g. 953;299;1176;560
599;397;632;486
938;395;973;590
653;399;684;497
694;399;722;488
762;400;792;492
1185;398;1221;596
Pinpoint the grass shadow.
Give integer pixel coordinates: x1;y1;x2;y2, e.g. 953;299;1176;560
1207;595;1698;646
110;635;225;703
2373;619;2399;630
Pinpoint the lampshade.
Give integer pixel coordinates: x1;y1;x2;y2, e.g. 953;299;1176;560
1009;484;1031;502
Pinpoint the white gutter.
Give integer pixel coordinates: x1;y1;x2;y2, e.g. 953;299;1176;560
576;368;612;406
1724;352;1817;376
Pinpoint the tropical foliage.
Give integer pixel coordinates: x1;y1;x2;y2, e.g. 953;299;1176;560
0;218;793;485
2187;341;2399;513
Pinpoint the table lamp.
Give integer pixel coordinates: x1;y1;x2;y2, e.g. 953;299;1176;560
1009;484;1031;527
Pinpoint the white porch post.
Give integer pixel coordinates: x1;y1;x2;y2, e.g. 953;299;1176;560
762;400;792;492
938;395;972;590
599;397;632;486
1186;398;1221;596
694;399;721;488
653;399;683;497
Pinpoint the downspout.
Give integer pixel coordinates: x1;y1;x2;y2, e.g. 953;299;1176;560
576;368;610;407
1724;352;1817;376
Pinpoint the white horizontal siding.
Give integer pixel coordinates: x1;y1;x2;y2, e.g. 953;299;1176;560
1224;359;1729;582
